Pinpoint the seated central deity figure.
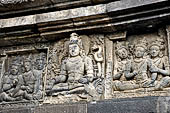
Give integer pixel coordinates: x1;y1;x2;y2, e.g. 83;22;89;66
47;33;94;98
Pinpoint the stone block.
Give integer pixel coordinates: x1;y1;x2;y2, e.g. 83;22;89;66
35;103;87;113
87;97;158;113
106;0;168;13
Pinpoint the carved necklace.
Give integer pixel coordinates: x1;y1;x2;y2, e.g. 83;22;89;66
68;56;82;63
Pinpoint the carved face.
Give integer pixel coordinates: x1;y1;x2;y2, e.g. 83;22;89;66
96;84;104;94
135;47;145;58
150;45;160;58
117;48;128;59
24;61;32;72
69;44;80;57
10;65;19;75
36;59;44;70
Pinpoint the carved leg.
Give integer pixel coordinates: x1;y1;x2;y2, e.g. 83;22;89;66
155;77;170;90
68;87;85;94
24;91;33;100
148;73;158;87
0;92;16;102
113;81;139;91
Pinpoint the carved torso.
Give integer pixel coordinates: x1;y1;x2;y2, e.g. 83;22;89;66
22;71;35;91
149;56;169;80
65;56;85;82
115;60;127;81
132;58;149;83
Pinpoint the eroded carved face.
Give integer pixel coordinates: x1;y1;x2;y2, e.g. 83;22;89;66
150;45;160;58
117;48;128;59
10;65;19;75
24;61;32;72
69;44;80;57
135;47;145;58
36;59;44;70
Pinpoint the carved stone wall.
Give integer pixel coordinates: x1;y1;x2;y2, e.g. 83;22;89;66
0;27;169;106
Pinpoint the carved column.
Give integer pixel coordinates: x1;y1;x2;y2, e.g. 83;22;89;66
166;26;170;68
105;36;113;99
105;31;127;99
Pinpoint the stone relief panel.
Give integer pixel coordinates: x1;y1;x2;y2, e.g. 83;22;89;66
45;33;105;104
0;48;47;103
0;29;170;105
112;28;170;98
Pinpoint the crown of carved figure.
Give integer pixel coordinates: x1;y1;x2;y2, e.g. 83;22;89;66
11;59;20;66
135;38;147;50
115;41;127;51
69;33;83;48
149;41;161;49
24;57;32;63
149;38;165;50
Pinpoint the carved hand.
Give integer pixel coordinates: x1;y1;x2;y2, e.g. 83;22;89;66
26;86;32;93
79;77;88;84
13;79;18;86
8;92;13;97
46;79;55;90
150;65;159;73
133;71;138;76
21;86;26;90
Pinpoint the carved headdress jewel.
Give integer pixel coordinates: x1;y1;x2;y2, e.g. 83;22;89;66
69;33;83;49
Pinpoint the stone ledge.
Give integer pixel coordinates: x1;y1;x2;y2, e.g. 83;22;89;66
0;0;169;47
0;96;164;113
0;0;118;19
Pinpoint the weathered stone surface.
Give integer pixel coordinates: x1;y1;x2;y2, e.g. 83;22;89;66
1;1;170;113
0;108;32;113
35;103;87;113
0;0;169;45
88;97;158;113
107;0;168;13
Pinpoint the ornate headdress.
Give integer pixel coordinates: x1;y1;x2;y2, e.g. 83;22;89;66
149;41;160;49
69;33;83;49
10;58;20;66
23;54;32;64
115;41;127;51
149;38;165;50
135;38;147;50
